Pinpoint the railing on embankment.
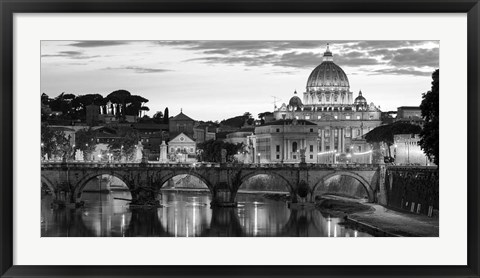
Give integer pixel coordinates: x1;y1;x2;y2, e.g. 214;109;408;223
384;165;439;217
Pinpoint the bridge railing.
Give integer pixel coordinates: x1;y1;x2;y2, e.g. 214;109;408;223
41;161;384;170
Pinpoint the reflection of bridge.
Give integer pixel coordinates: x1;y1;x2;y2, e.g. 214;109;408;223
41;162;385;207
42;206;357;237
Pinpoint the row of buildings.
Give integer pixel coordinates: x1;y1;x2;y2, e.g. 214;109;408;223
43;44;431;165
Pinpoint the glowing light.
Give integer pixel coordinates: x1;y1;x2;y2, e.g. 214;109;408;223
317;150;336;155
353;150;372;155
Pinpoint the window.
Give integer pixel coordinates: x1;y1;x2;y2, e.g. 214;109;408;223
357;146;362;152
310;155;313;159
276;128;280;132
334;129;338;137
276;145;280;152
346;115;351;120
190;148;194;153
334;115;338;119
292;142;298;153
305;115;310;120
356;115;361;120
346;128;351;137
325;129;330;137
295;116;299;119
318;115;322;120
276;154;280;159
310;145;314;152
310;128;314;132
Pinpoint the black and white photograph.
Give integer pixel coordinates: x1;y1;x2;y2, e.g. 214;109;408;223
40;40;439;237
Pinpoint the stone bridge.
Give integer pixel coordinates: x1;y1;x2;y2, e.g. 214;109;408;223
41;162;385;207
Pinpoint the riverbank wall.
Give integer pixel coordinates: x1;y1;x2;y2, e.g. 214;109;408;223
384;166;439;217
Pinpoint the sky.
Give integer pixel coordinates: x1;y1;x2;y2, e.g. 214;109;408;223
41;40;439;122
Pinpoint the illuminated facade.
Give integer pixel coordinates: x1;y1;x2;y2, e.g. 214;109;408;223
271;44;383;161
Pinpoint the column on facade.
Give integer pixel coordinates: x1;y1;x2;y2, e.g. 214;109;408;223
342;128;345;152
329;128;334;151
336;128;341;151
285;139;289;160
321;129;325;152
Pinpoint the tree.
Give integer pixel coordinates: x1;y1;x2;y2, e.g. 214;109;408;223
220;112;254;128
108;127;140;161
76;128;98;160
41;123;71;160
419;69;439;165
258;111;273;124
197;139;244;162
365;122;422;158
163;107;169;124
152;111;164;123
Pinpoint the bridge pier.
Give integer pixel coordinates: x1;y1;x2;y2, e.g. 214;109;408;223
210;183;237;207
288;180;315;209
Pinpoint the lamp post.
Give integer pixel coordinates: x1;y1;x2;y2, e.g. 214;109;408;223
41;142;45;160
281;113;286;164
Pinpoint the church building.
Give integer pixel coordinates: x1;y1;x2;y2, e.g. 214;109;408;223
266;44;383;162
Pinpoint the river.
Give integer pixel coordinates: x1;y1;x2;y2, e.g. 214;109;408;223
41;191;373;237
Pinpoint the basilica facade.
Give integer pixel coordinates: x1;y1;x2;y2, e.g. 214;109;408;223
266;44;383;163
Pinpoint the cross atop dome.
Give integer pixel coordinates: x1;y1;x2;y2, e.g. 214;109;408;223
323;43;333;61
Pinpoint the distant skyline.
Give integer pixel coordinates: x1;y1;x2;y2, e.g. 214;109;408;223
41;40;439;121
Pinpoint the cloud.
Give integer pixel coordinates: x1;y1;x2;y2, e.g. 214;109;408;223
367;68;435;77
389;48;439;68
203;49;230;55
69;41;130;48
104;66;172;74
41;51;101;60
349;41;432;50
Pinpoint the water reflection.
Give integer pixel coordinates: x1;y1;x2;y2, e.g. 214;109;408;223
41;191;372;237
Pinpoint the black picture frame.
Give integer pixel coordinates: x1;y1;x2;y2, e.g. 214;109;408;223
1;0;479;277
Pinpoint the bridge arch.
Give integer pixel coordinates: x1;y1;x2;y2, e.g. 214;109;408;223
74;171;132;202
41;175;57;199
236;171;294;195
311;171;375;202
158;170;214;193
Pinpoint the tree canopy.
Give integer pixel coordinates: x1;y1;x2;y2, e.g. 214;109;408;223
108;127;140;161
41;90;150;123
419;69;439;165
197;139;244;163
365;122;422;146
220;112;254;128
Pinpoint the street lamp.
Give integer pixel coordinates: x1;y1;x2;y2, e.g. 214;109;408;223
281;113;286;164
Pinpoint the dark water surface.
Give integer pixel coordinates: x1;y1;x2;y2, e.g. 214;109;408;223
41;191;373;237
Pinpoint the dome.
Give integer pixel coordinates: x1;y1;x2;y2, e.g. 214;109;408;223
306;45;349;91
288;90;303;109
354;91;367;104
